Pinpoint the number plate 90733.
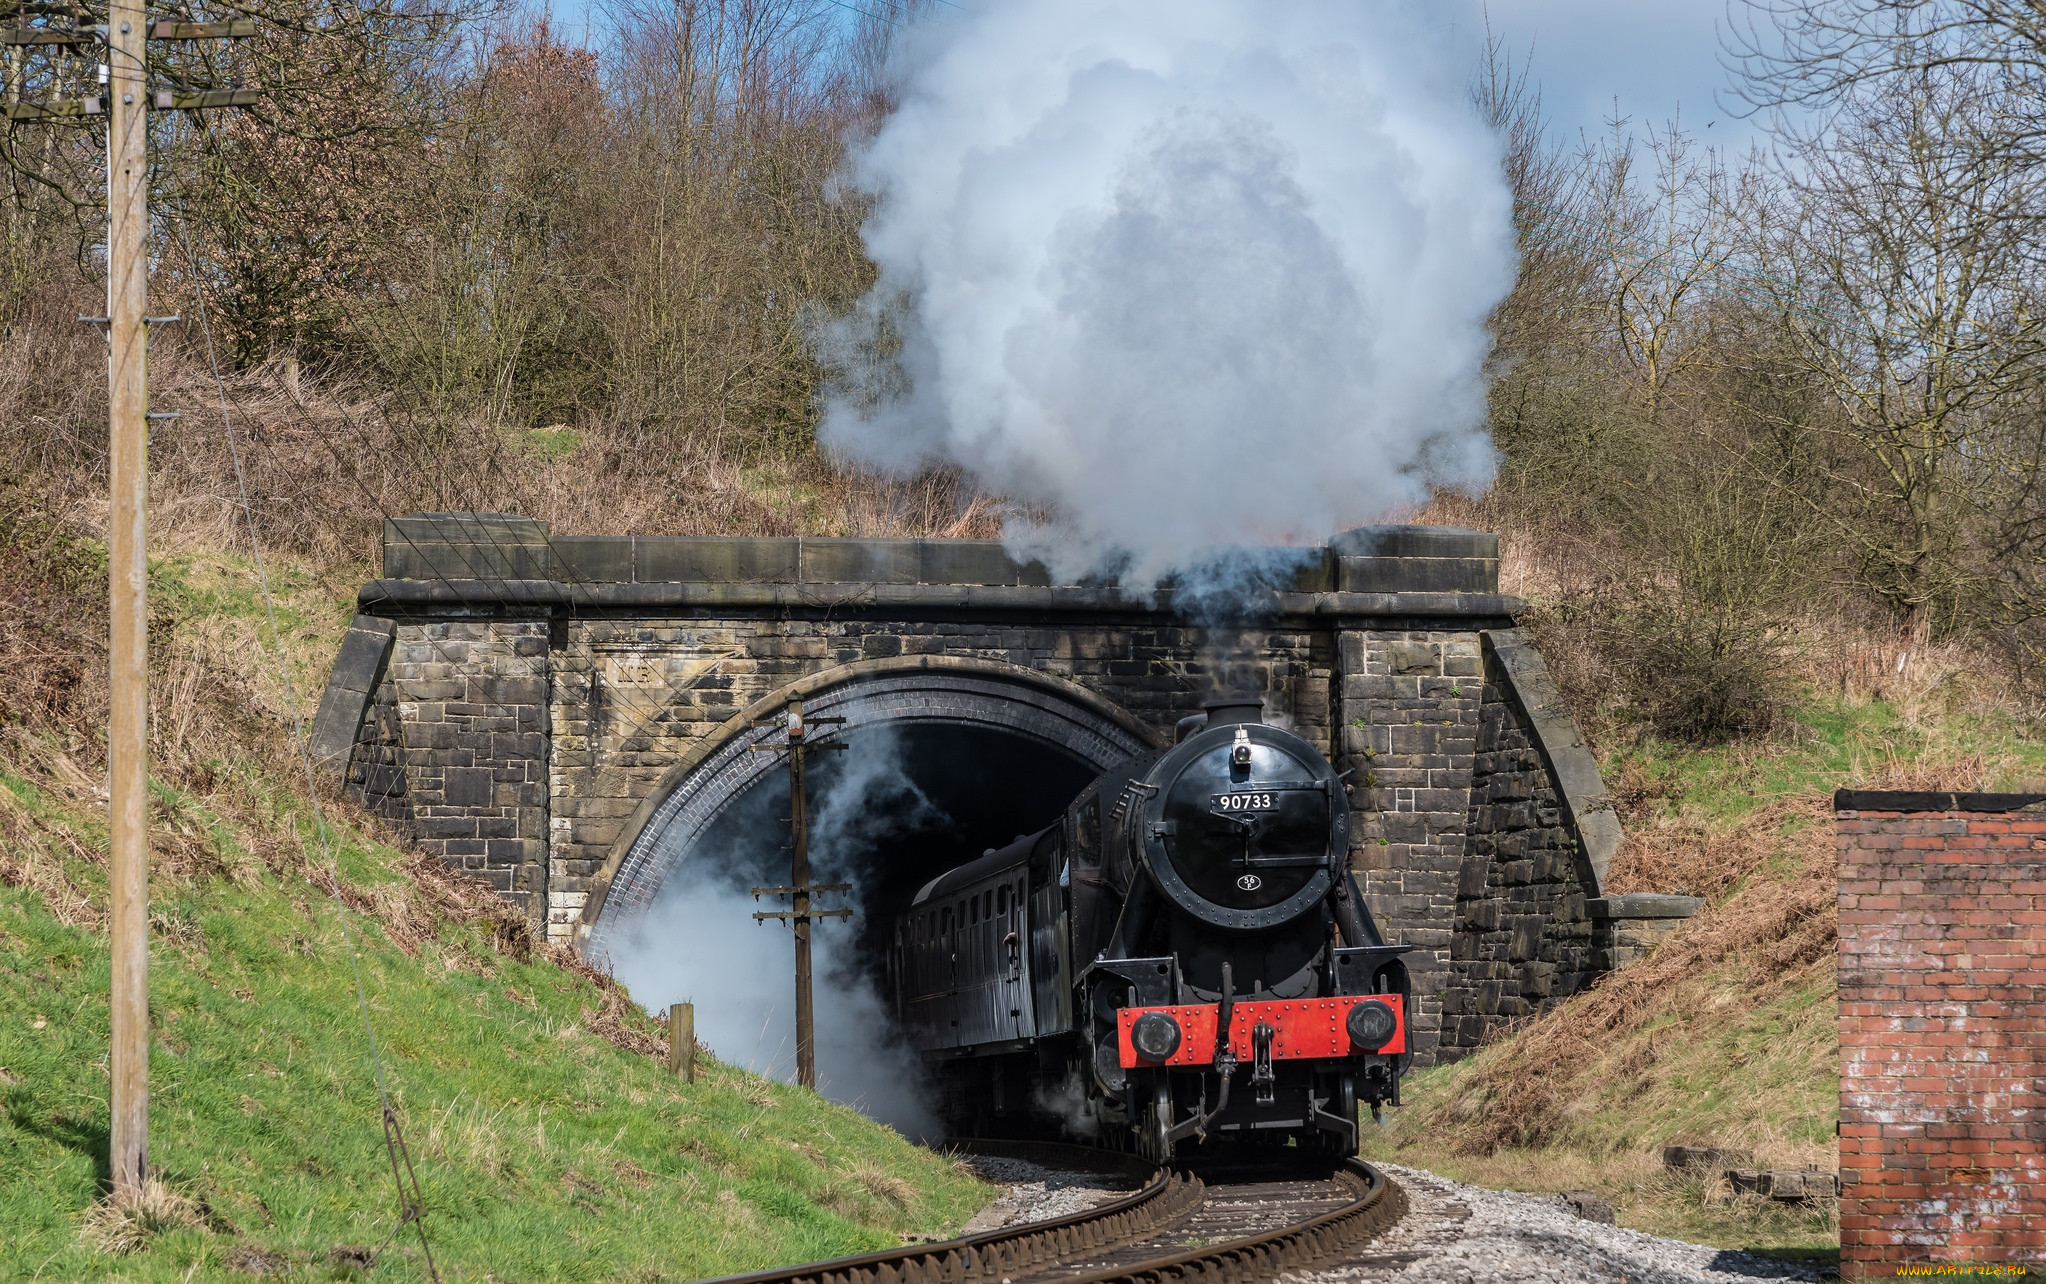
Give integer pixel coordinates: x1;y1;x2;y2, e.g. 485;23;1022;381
1212;792;1277;812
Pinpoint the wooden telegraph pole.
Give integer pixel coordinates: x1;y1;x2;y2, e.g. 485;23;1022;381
0;2;259;1200
105;0;150;1201
750;699;852;1090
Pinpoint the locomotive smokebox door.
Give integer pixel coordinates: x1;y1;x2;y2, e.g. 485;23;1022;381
1134;715;1345;934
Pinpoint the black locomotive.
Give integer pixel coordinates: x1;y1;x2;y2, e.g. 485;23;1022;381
888;699;1411;1159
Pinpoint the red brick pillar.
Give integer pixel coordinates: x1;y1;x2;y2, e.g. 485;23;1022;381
1836;790;2046;1279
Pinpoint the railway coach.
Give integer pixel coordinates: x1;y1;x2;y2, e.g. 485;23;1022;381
889;698;1411;1160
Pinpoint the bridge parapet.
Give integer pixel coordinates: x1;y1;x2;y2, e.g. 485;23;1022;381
312;514;1676;1064
373;513;1503;598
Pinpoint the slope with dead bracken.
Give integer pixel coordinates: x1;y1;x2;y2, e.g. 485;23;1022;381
0;500;990;1282
1363;700;2038;1262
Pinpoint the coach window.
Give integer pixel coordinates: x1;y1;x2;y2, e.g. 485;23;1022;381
996;885;1008;917
1028;831;1056;887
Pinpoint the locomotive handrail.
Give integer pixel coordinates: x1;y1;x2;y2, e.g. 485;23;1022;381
690;1139;1197;1284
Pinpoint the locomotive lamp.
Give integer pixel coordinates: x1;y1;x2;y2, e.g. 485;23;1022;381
1130;1011;1183;1062
1347;998;1399;1052
1231;726;1254;768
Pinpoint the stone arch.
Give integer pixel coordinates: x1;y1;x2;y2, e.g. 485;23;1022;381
577;655;1161;958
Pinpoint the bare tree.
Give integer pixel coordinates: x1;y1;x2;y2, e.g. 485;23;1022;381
1756;62;2046;639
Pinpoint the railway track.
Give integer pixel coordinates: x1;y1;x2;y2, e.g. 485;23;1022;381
697;1142;1407;1284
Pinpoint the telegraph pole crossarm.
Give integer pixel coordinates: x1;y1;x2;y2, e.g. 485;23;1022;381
746;698;852;1090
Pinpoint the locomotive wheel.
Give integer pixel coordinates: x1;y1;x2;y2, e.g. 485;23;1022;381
1150;1076;1174;1162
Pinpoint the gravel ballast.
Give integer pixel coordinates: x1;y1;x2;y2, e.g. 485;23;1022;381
951;1155;1135;1234
1297;1165;1830;1284
945;1155;1830;1282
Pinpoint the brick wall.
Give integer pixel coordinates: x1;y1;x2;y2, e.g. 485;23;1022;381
1340;630;1482;1063
1836;791;2046;1279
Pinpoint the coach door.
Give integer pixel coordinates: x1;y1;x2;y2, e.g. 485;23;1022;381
997;876;1029;1039
1028;829;1070;1034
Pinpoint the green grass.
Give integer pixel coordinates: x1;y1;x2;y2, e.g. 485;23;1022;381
517;426;584;460
1603;695;2046;824
0;772;987;1282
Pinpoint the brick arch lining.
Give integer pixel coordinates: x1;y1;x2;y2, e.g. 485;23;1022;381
578;657;1159;960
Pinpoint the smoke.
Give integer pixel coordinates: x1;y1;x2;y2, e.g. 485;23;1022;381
607;730;950;1137
1031;1064;1100;1139
817;0;1517;586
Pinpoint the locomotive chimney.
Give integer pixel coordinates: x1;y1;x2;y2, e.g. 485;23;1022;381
1202;696;1264;728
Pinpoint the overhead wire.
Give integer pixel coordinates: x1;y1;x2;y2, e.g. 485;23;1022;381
167;199;442;1284
147;258;742;944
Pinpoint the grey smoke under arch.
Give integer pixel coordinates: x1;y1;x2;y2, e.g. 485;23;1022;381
583;667;1156;962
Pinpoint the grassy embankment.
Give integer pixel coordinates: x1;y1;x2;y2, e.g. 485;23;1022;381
0;543;988;1282
1363;687;2046;1265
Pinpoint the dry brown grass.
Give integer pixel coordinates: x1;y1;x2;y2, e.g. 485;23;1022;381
1414;792;1837;1157
852;1160;918;1209
1602;796;1826;899
134;359;1006;569
76;1179;208;1256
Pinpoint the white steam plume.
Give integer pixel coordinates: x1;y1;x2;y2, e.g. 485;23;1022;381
818;0;1516;584
608;731;945;1137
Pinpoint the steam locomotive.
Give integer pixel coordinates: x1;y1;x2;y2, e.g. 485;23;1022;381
888;699;1411;1159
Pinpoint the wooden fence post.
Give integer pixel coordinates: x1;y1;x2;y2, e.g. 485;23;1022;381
668;1002;695;1083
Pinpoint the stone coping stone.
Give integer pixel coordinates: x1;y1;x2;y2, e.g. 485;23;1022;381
1336;555;1497;594
1588;893;1705;920
1482;628;1624;891
379;513;1513;595
1726;1169;1841;1201
355;576;1526;621
1833;788;2046;813
306;615;396;773
385;512;550;581
1327;524;1498;559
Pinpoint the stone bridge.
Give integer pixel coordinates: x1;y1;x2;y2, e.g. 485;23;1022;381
310;513;1698;1064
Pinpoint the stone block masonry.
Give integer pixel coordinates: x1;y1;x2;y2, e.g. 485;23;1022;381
1835;790;2046;1280
348;620;552;924
310;514;1697;1065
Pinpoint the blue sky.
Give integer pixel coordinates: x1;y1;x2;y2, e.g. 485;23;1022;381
544;0;1765;157
1478;0;1769;155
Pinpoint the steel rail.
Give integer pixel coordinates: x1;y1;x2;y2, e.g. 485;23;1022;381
1051;1159;1405;1284
692;1143;1403;1284
695;1140;1201;1284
